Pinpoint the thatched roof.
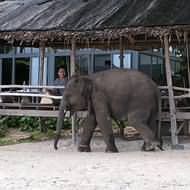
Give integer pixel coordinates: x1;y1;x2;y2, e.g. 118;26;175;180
0;0;190;49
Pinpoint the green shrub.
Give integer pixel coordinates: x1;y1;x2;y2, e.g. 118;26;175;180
0;117;8;137
0;126;7;137
0;116;71;132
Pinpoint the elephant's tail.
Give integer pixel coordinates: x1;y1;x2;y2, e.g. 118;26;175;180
54;110;66;150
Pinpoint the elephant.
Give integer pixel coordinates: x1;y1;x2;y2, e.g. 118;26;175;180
54;69;163;152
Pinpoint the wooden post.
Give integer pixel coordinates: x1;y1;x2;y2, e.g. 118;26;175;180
0;58;2;86
39;45;45;85
184;32;190;87
164;35;183;149
119;37;125;137
119;37;124;68
70;38;77;145
70;38;76;76
184;32;190;135
39;44;46;132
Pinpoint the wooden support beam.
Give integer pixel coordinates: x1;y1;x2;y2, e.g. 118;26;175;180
0;58;2;86
70;38;78;145
119;37;125;137
164;35;183;149
119;37;124;68
70;38;76;76
184;32;190;87
39;45;45;85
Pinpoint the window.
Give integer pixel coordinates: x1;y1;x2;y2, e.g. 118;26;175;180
16;47;31;54
76;55;89;75
112;53;131;68
15;58;30;85
0;46;13;54
31;57;39;85
139;54;152;76
94;54;111;72
152;57;164;85
139;53;166;85
55;56;70;79
1;58;12;85
32;48;39;54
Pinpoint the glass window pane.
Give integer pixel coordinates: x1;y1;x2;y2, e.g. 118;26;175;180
15;58;30;85
0;46;13;54
113;54;120;68
16;47;31;54
124;53;131;68
32;48;39;54
31;57;48;85
152;57;161;84
112;53;131;69
2;58;12;85
76;55;89;75
171;61;176;75
156;57;166;85
31;57;39;85
94;54;111;72
139;54;152;77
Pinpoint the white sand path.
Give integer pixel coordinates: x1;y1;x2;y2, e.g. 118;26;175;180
0;138;190;190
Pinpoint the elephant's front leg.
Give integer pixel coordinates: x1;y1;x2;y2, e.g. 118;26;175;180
97;116;118;153
94;103;118;153
78;114;96;152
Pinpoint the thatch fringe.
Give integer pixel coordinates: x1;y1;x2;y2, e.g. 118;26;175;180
0;25;190;49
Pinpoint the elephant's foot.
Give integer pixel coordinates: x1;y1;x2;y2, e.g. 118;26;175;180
141;141;160;152
78;144;91;152
105;146;119;153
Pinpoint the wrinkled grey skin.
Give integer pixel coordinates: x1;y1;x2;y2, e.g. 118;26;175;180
54;69;162;152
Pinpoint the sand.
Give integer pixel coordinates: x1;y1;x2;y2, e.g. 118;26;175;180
0;137;190;190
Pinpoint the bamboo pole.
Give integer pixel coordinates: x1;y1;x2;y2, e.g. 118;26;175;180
164;35;179;147
70;38;78;145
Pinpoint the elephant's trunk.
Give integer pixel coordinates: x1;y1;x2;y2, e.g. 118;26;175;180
54;109;66;150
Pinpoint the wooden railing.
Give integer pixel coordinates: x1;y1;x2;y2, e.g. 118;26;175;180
0;85;64;100
0;85;88;118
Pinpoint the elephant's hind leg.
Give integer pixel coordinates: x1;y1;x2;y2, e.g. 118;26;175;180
78;114;96;152
128;111;160;151
148;113;164;151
